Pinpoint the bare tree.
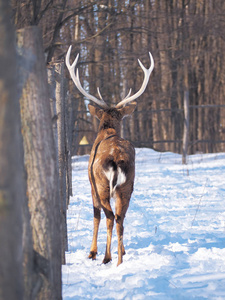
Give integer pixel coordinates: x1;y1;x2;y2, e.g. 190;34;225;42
18;26;62;300
0;1;25;299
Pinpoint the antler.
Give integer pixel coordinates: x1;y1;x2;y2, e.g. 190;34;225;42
115;52;154;108
66;46;154;109
66;45;108;108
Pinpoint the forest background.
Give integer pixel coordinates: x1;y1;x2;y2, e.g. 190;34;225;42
12;0;225;155
0;1;224;299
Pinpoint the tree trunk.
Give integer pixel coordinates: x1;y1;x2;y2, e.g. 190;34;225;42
65;89;73;206
0;1;24;299
182;91;189;164
17;26;62;300
55;62;68;263
48;62;72;260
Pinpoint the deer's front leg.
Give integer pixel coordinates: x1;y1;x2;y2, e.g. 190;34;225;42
89;206;101;260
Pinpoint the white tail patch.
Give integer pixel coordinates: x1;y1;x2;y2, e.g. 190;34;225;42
117;167;126;187
104;167;126;198
104;167;114;197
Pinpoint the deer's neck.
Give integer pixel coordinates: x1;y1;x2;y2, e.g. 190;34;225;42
97;117;121;139
96;128;119;143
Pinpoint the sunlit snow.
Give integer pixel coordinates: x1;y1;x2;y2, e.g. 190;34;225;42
62;148;225;299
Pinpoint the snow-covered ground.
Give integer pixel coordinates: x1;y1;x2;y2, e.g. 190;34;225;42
62;148;225;300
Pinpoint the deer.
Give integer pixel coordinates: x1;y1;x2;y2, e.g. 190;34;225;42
66;46;154;266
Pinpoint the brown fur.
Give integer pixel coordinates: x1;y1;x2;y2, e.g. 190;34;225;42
88;103;136;266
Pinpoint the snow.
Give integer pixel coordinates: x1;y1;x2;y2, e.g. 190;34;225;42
62;148;225;299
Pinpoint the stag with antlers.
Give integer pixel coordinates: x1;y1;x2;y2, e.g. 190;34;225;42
66;46;154;266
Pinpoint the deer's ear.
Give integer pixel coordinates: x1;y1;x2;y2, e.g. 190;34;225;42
88;104;104;120
119;102;137;119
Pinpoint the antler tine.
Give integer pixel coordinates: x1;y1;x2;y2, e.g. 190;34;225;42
116;52;154;108
65;45;108;108
124;88;132;99
97;87;103;100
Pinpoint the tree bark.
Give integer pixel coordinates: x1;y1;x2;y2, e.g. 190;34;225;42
65;88;73;206
55;62;68;263
182;91;189;164
17;26;62;300
0;1;24;299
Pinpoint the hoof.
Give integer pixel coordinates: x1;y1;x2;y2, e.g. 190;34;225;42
88;251;97;260
117;260;122;266
102;257;111;264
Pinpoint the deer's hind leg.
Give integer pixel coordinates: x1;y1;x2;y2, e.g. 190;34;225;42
102;200;115;264
115;190;131;266
89;206;101;260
